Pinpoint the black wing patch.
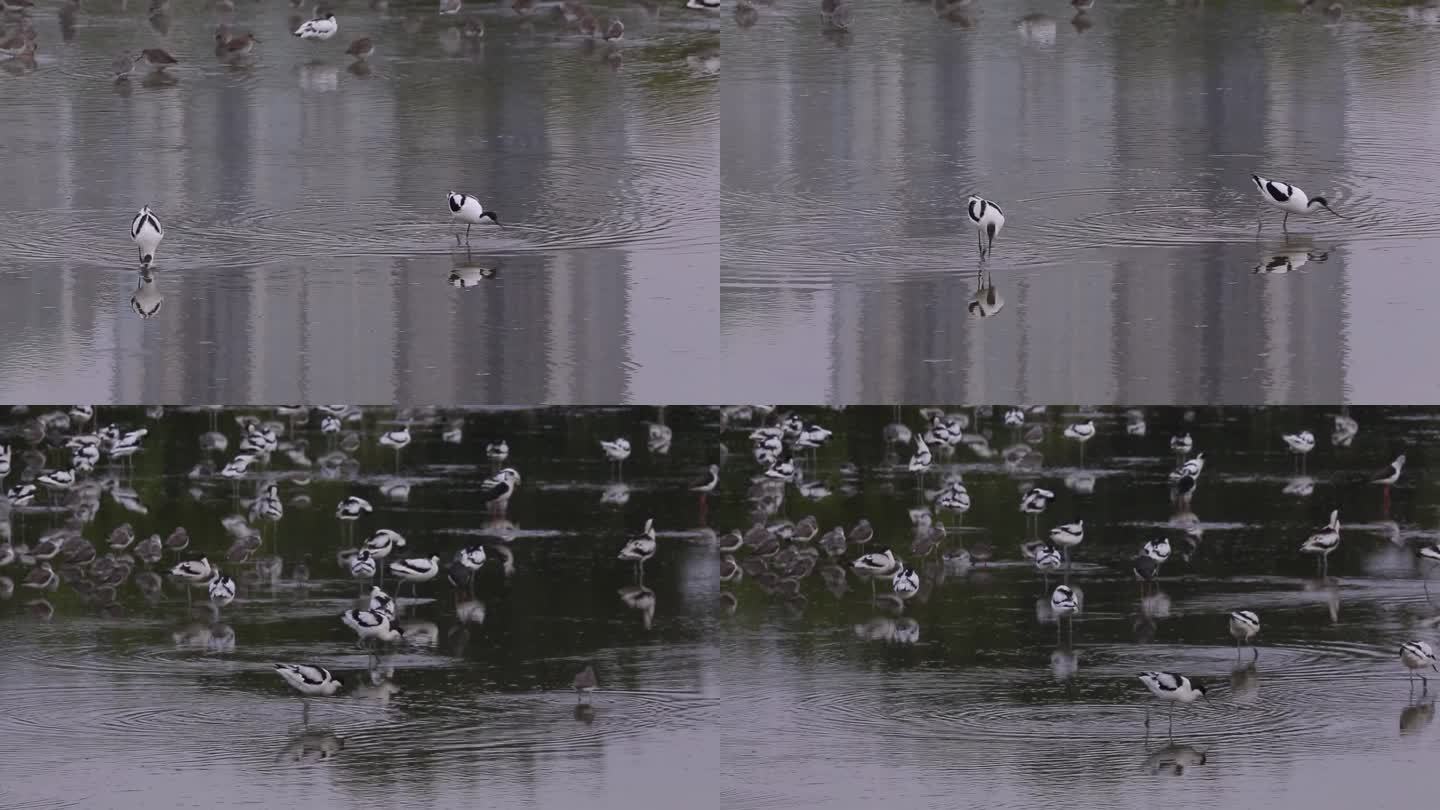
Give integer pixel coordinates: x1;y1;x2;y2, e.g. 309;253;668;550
1264;181;1290;203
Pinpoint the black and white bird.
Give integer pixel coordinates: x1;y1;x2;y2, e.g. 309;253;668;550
1142;537;1172;566
618;519;657;574
852;547;899;577
293;12;338;39
1373;454;1406;488
171;556;214;585
349;549;377;579
1401;641;1439;689
1170;453;1205;481
378;424;411;468
389;556;440;593
368;585;396;618
1170;434;1193;455
907;434;932;474
892;566;919;598
37;468;76;491
447;191;501;241
966;195;1006;259
479;467;521;506
130;206;164;267
1283;430;1316;463
7;482;35;506
363;529;406;561
455;544;486;588
1050;584;1078;617
1063;420;1097;460
690;464;720;493
336;496;373;521
1138;671;1209;733
485;440;509;463
686;0;719;8
1229;610;1260;659
1251;173;1345;231
341;608;403;646
274;663;343;724
208;573;236;607
1020;487;1055;535
1300;509;1341;575
1049;520;1084;556
600;438;632;468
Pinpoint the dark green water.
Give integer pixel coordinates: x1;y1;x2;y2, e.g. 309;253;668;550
0;405;717;809
714;406;1440;810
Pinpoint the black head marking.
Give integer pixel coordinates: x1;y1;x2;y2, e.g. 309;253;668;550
481;211;500;225
1308;196;1328;208
448;195;463;212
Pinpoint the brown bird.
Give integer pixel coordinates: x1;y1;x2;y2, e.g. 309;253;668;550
0;0;35;13
345;36;372;58
602;16;622;40
511;0;532;14
572;664;597;702
460;17;483;38
578;12;596;35
220;32;257;57
138;47;177;69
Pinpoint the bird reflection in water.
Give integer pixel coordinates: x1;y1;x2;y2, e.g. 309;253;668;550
1230;658;1259;705
618;584;655;629
1253;236;1329;274
450;254;498;288
278;729;346;763
1144;742;1208;775
967;270;1004;319
1401;698;1434;736
574;703;596;724
131;270;162;319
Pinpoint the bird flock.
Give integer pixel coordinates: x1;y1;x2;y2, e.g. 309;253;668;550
716;405;1437;738
0;405;716;726
2;0;719;77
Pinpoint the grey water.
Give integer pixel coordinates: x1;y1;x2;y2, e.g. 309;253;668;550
720;2;1440;403
715;406;1440;809
0;3;718;403
0;405;717;809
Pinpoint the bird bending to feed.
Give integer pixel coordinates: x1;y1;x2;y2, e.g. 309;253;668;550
686;0;719;8
1401;641;1438;689
345;37;373;59
294;13;338;40
1299;509;1340;575
389;556;440;594
603;17;623;40
138;48;178;69
130;206;163;267
1138;671;1208;734
1229;610;1260;658
1251;173;1345;231
573;664;597;702
217;32;258;58
275;663;342;724
447;192;501;242
618;519;657;574
966;195;1005;259
341;608;403;646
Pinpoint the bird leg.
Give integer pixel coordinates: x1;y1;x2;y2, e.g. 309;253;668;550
1252;644;1259;661
1282;212;1289;232
977;229;983;258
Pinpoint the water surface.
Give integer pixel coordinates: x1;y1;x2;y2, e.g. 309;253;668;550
0;4;719;402
0;405;717;808
716;405;1440;808
721;3;1440;402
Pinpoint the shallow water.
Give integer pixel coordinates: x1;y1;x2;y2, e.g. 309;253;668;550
0;405;717;808
0;4;719;402
720;2;1440;402
716;405;1440;808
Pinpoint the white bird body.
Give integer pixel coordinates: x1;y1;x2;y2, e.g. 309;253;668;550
1050;584;1078;616
1034;544;1062;572
966;195;1005;257
1049;521;1083;549
1229;610;1260;644
171;556;214;584
208;573;236;606
336;496;373;520
350;549;377;578
907;435;933;472
1021;487;1055;515
379;425;411;450
853;547;899;576
690;464;720;493
342;608;402;643
447;191;501;239
37;469;76;490
275;663;342;697
369;586;396;617
619;520;658;564
1142;537;1172;564
1139;671;1207;705
486;440;509;461
389;555;440;583
892;566;919;597
1170;434;1193;454
1252;173;1343;229
363;530;406;559
130;206;164;267
1063;421;1096;442
1171;453;1204;481
1283;431;1316;454
294;13;337;40
480;468;521;505
600;438;632;462
1375;454;1406;486
1301;510;1341;556
457;544;487;571
1401;641;1438;683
